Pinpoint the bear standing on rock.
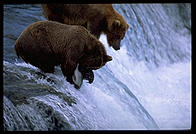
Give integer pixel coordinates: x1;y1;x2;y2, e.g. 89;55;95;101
41;4;129;50
15;21;112;89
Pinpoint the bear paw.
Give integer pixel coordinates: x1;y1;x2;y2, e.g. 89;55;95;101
79;67;94;84
83;70;94;84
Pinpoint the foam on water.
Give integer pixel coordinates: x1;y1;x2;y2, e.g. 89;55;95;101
99;34;191;129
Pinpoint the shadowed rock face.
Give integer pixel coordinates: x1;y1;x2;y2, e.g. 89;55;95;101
3;62;76;130
3;62;77;107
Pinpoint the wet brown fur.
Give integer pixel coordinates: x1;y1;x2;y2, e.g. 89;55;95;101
15;20;112;85
41;4;129;50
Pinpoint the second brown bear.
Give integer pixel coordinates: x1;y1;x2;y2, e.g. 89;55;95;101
15;20;112;89
41;4;129;50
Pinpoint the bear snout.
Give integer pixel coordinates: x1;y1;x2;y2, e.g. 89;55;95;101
112;40;121;50
113;46;120;50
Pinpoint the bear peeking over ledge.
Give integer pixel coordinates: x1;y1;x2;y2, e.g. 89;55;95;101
41;4;129;50
15;20;112;89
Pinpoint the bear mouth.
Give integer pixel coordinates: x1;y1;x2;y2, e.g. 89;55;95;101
79;66;94;84
82;69;94;84
86;66;100;70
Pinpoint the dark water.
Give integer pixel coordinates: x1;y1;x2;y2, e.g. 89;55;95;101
3;4;191;130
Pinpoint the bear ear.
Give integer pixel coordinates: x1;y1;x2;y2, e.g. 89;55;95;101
112;20;121;29
104;55;112;62
127;24;129;29
114;20;121;26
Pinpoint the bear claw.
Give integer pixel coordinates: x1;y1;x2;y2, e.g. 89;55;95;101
79;67;94;84
83;71;94;84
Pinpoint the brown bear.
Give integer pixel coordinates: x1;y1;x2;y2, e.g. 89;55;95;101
15;20;112;89
41;4;129;50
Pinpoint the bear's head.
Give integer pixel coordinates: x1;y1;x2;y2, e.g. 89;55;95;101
79;40;112;71
70;34;112;88
106;14;129;50
80;54;112;70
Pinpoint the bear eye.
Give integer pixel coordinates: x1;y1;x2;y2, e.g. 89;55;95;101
115;35;122;40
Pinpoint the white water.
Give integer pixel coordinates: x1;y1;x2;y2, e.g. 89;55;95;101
99;35;191;129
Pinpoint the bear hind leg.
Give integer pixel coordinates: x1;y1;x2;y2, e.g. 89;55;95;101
38;64;55;73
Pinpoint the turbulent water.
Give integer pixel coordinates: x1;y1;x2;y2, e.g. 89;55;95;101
3;4;191;130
